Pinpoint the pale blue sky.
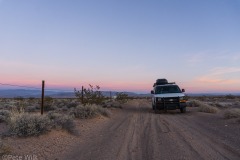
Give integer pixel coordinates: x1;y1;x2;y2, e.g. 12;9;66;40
0;0;240;93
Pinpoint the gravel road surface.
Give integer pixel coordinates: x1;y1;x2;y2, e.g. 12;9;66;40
61;100;240;160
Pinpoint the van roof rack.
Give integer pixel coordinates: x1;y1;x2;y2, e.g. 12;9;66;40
153;82;175;87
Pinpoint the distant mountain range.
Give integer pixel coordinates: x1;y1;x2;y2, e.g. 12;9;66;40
0;89;151;98
0;89;239;98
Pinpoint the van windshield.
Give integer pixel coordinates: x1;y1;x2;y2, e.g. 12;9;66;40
155;85;181;94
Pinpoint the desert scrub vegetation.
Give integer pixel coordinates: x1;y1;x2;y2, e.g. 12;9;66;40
189;99;219;113
0;138;11;156
6;108;78;136
0;110;10;123
198;103;219;113
224;108;240;119
187;100;203;107
47;111;76;134
74;84;105;105
70;104;111;119
102;100;122;108
7;109;51;136
115;92;129;104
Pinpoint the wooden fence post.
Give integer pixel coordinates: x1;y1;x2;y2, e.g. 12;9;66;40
41;80;45;115
81;86;84;104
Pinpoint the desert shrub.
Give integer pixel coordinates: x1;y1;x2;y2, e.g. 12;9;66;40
28;97;36;101
0;138;11;156
70;104;110;119
224;108;240;119
0;115;5;123
233;101;240;106
96;107;111;117
213;102;229;108
115;92;129;104
8;110;51;136
67;102;79;108
192;100;219;113
0;110;11;123
47;112;76;133
61;106;68;112
74;84;105;105
25;106;38;112
102;101;122;108
198;103;219;113
57;102;65;108
70;105;98;119
225;94;236;99
14;96;24;101
187;100;203;107
196;96;207;101
44;96;54;111
5;105;17;110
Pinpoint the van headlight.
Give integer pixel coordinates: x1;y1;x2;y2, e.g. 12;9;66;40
179;96;187;102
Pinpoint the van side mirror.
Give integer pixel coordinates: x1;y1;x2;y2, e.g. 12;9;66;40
182;89;185;92
151;90;154;94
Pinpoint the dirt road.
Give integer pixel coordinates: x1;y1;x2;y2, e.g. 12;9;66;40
60;100;240;160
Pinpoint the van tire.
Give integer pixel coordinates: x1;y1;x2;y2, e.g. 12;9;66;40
180;107;186;113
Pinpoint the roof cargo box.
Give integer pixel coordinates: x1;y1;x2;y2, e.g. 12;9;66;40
153;79;168;87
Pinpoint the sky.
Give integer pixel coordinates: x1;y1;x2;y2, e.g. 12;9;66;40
0;0;240;93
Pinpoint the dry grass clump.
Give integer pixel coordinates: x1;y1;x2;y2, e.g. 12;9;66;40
0;138;11;156
8;109;51;136
70;104;111;119
224;108;240;119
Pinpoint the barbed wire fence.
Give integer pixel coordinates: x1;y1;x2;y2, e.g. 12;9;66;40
0;81;82;115
0;81;118;114
0;81;149;115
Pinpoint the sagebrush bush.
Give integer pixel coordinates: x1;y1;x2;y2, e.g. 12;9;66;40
102;101;122;108
115;92;129;104
198;103;219;113
68;102;79;108
0;110;11;123
187;100;203;107
191;100;219;113
213;102;227;108
97;107;111;117
74;84;105;105
8;110;51;136
47;111;76;133
225;94;236;99
26;106;38;112
70;104;111;119
224;108;240;119
70;105;98;119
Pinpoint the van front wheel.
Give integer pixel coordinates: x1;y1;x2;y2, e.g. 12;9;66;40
180;107;186;113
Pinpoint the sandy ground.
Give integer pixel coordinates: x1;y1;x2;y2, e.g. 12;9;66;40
2;99;240;160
